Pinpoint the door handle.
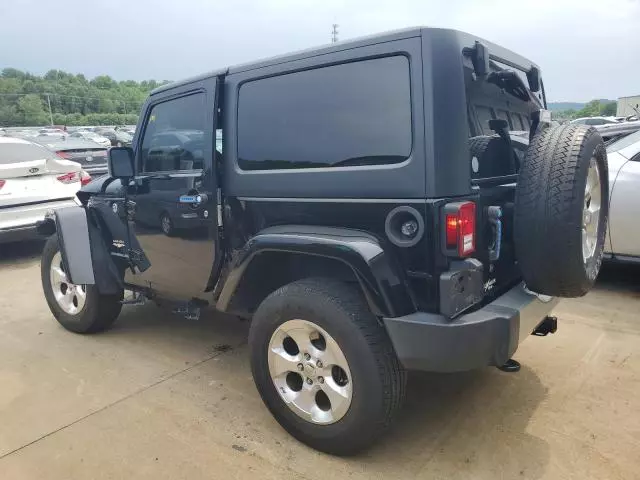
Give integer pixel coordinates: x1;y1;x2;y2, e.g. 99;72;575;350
179;193;208;206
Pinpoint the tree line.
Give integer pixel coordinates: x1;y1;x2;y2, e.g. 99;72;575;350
554;99;618;121
0;68;169;127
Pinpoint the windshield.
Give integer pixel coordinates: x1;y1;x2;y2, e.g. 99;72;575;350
0;142;55;164
607;130;640;153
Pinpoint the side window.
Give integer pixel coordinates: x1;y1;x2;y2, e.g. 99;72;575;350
140;93;206;173
237;56;411;170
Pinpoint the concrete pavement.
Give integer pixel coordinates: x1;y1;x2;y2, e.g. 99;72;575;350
0;241;638;479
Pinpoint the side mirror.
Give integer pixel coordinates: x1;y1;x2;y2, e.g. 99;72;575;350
108;147;135;179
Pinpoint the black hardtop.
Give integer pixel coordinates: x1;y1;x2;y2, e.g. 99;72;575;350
150;27;540;97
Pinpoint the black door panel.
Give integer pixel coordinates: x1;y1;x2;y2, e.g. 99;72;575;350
124;79;218;301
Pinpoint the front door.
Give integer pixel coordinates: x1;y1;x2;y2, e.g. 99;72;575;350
125;80;218;300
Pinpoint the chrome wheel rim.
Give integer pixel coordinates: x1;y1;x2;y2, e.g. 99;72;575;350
161;215;171;234
582;157;602;264
268;319;353;425
50;252;86;315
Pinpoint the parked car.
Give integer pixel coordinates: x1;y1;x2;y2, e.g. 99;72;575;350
570;116;619;126
595;120;640;145
604;130;640;262
35;137;108;176
115;125;136;136
68;130;112;148
96;129;132;147
0;137;87;243
39;27;608;455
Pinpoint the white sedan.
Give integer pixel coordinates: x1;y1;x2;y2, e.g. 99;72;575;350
605;130;640;262
0;137;89;243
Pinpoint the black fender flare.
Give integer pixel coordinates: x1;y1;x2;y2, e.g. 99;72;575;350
216;225;416;318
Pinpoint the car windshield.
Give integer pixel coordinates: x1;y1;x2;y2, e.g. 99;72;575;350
0;142;55;164
606;130;640;152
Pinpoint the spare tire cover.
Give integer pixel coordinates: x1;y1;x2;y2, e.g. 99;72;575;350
514;124;608;297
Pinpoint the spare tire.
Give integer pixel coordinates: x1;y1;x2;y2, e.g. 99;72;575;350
514;124;608;297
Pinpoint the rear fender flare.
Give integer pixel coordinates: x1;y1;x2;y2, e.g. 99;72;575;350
216;226;415;318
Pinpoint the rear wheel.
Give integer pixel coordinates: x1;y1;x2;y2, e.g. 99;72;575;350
249;278;406;455
515;124;608;296
41;235;123;333
160;212;175;236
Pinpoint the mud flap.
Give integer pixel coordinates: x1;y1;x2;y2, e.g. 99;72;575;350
54;201;149;295
55;207;95;285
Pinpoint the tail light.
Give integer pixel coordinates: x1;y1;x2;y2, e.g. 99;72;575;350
80;170;92;186
443;201;476;257
0;179;5;190
56;172;80;184
56;151;71;159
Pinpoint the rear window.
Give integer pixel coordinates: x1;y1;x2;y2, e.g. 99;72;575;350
237;55;412;170
0;142;54;164
607;130;640;152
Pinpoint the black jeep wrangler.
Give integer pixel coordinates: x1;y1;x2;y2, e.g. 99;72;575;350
39;27;609;455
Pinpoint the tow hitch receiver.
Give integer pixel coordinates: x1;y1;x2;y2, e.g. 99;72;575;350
532;316;558;336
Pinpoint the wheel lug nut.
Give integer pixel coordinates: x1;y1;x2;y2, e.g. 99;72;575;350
297;363;304;371
304;353;311;361
318;376;324;384
316;360;323;368
306;377;313;385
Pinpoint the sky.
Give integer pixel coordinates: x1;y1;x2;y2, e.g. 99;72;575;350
1;0;639;102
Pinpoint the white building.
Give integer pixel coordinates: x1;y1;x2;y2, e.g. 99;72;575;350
617;95;640;117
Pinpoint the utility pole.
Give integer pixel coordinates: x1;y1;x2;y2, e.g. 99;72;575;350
46;93;53;126
331;24;339;43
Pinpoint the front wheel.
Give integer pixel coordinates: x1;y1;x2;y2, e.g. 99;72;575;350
249;278;406;455
41;235;123;333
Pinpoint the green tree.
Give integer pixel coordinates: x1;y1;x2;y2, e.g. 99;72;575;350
17;94;49;125
600;102;617;116
0;68;154;125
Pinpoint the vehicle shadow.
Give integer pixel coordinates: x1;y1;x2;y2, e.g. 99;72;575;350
105;303;550;479
596;262;640;295
0;240;44;267
348;367;550;479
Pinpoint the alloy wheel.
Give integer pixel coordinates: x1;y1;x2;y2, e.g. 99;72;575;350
267;319;353;425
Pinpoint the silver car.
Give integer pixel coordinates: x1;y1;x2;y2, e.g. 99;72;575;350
605;130;640;261
68;130;112;148
0;137;86;243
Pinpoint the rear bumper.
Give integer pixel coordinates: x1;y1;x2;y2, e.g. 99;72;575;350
0;199;76;243
383;283;559;372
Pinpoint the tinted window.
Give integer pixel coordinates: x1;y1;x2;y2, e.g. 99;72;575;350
0;142;55;164
237;56;411;170
140;93;206;172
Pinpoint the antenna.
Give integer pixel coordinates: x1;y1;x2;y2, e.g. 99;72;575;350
331;24;339;43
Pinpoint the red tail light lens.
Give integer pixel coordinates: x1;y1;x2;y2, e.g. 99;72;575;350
56;151;71;159
80;171;92;186
56;172;80;184
0;180;5;190
443;201;476;257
